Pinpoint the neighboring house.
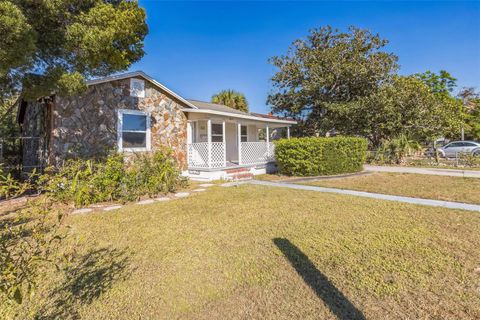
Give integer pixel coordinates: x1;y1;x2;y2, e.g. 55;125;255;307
17;71;296;180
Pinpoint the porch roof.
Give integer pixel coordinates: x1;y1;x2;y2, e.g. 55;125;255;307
183;100;297;125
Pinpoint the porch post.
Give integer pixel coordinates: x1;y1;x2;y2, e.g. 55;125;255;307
207;119;212;168
187;122;192;167
287;126;290;139
237;123;242;165
222;120;226;167
266;125;270;154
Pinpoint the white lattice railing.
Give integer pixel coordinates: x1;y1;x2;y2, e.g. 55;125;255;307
210;142;226;168
188;142;225;168
188;142;208;168
240;142;275;165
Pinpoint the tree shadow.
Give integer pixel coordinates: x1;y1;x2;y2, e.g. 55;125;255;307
34;247;132;319
273;238;366;320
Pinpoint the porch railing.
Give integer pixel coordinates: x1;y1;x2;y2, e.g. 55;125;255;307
187;141;275;168
188;142;225;168
239;142;275;165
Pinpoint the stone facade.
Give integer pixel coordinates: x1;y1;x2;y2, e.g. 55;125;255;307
48;77;188;168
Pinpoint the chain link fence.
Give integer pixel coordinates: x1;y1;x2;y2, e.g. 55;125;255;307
367;149;480;168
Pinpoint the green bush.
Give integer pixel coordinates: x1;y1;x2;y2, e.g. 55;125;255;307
40;149;185;207
372;135;421;165
274;137;368;176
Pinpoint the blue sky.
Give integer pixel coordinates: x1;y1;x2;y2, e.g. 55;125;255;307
131;1;480;114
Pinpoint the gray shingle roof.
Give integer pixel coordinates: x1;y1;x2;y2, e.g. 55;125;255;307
186;100;249;115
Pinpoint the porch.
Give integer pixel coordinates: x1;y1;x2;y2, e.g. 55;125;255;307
187;119;289;169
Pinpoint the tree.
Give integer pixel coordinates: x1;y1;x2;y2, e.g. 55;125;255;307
414;70;457;95
267;26;398;135
0;0;148;102
458;87;480;140
211;89;249;112
324;76;464;146
0;97;22;170
415;70;469;141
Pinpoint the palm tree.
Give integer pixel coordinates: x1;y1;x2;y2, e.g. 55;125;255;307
211;89;249;112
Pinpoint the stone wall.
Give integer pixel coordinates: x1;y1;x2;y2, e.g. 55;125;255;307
50;77;188;168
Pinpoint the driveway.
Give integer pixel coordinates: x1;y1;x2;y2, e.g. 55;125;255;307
364;165;480;178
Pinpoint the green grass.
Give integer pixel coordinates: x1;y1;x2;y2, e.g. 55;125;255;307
301;172;480;204
7;185;480;319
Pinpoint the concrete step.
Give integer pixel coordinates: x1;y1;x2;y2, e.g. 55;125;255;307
229;172;254;181
224;167;250;174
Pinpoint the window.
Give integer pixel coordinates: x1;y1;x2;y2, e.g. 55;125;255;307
241;125;248;142
446;142;462;148
130;78;145;98
211;123;223;142
463;142;478;147
117;109;151;151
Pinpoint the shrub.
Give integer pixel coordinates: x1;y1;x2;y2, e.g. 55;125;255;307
458;153;480;167
372;135;422;165
124;151;184;200
40;149;184;207
1;196;68;308
274;137;368;176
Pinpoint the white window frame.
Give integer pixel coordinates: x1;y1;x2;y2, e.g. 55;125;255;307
130;78;145;98
211;122;224;142
117;109;151;152
240;125;248;142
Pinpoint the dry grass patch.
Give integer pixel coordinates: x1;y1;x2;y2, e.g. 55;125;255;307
6;185;480;319
301;172;480;204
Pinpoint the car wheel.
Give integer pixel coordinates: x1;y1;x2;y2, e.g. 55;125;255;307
473;150;480;157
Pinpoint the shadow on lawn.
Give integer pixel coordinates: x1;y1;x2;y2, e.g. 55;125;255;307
273;238;365;320
35;247;132;319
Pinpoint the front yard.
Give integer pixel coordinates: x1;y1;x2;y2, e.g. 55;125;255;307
9;184;480;319
300;172;480;204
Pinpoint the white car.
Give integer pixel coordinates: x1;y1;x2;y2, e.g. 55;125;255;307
437;141;480;158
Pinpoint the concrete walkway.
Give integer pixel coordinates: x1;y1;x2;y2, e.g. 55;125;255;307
223;180;480;212
364;165;480;178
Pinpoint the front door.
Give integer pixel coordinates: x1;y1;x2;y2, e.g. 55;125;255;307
225;122;238;164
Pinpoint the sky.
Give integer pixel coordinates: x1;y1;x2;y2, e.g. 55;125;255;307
130;1;480;114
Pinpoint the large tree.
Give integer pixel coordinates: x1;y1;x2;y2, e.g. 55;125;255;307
458;87;480;140
414;70;468;140
267;26;398;135
0;0;148;102
211;89;249;112
414;70;457;95
325;76;464;146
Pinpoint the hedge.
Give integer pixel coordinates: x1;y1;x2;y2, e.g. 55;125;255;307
274;137;368;176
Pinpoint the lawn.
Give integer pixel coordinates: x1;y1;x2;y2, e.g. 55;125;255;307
8;184;480;319
300;172;480;204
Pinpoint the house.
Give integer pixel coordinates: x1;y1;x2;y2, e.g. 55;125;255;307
17;71;296;181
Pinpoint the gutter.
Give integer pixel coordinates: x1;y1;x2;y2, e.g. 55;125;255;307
181;108;297;125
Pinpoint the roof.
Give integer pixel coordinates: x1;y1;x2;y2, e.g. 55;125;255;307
183;100;297;125
87;71;198;109
187;100;249;115
250;112;295;122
